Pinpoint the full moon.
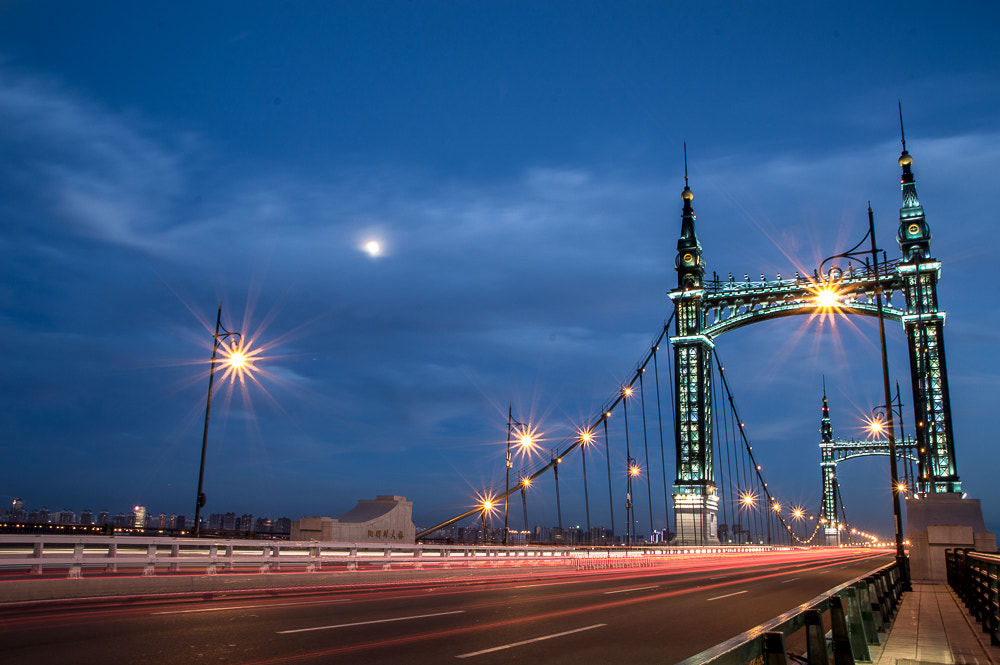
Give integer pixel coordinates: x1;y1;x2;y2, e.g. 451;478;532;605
363;240;382;257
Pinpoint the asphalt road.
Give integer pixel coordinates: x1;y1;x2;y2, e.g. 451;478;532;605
0;548;892;665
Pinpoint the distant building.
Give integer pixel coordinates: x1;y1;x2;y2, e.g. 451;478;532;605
292;496;415;543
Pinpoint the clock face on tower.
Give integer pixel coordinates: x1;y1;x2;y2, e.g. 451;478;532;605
908;223;921;236
683;253;694;265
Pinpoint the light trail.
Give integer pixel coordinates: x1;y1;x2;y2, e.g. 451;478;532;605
603;585;659;595
241;550;891;664
152;598;350;615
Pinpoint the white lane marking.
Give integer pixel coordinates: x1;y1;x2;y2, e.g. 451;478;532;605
707;590;748;601
710;575;729;580
455;624;607;658
153;599;350;615
277;610;464;634
780;577;800;584
603;585;658;595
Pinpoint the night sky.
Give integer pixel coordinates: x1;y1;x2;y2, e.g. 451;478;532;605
2;2;998;539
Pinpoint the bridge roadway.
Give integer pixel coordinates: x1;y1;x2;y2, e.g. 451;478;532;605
1;548;891;665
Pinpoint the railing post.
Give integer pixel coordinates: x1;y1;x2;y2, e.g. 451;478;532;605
829;595;856;665
761;631;788;665
207;544;218;575
67;542;83;579
143;544;156;576
307;546;320;572
876;569;895;618
866;579;886;633
854;581;879;646
347;547;357;572
223;544;234;572
259;545;272;573
170;544;180;572
441;547;451;569
414;548;423;570
105;542;117;573
839;588;870;661
31;542;43;575
804;608;830;665
383;547;392;570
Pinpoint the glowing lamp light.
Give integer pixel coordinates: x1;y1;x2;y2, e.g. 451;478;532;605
629;464;641;477
815;286;840;308
622;386;634;397
228;347;246;369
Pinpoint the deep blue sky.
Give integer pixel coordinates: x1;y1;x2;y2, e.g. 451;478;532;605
2;2;997;538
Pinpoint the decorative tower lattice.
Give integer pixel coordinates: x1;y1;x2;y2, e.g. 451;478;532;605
819;385;840;546
668;155;719;545
895;125;960;493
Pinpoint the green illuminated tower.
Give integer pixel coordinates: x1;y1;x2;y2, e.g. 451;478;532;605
668;163;719;545
895;131;960;493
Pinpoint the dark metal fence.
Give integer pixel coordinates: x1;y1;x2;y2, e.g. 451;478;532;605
675;560;905;665
946;548;1000;646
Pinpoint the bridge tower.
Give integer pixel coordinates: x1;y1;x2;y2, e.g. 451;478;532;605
668;172;720;545
895;138;959;493
819;386;841;546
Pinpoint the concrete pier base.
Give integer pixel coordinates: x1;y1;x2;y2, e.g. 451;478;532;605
671;493;720;545
906;493;996;582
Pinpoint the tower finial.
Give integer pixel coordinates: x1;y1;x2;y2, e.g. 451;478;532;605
898;101;906;152
683;141;689;188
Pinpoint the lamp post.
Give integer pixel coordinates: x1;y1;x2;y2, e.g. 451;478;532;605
504;406;531;545
626;457;639;546
819;206;909;588
193;304;243;537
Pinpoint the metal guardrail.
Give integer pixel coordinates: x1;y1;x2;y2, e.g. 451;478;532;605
675;559;905;665
0;535;794;578
946;548;1000;646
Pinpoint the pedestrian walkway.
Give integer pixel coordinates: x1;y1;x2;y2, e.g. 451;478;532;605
873;583;1000;665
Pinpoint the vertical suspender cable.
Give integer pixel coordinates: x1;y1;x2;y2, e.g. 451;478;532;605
581;435;591;542
639;371;655;539
666;327;681;544
713;357;731;543
623;392;634;544
604;418;614;542
652;341;670;540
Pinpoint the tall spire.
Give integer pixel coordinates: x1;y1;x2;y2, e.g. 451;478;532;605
676;142;704;289
821;378;833;443
896;103;931;261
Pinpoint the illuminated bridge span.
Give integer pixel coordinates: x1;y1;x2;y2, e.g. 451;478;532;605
418;130;960;547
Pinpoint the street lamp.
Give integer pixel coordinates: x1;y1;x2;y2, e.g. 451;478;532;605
819;206;910;588
504;406;532;545
193;303;243;537
626;458;640;546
